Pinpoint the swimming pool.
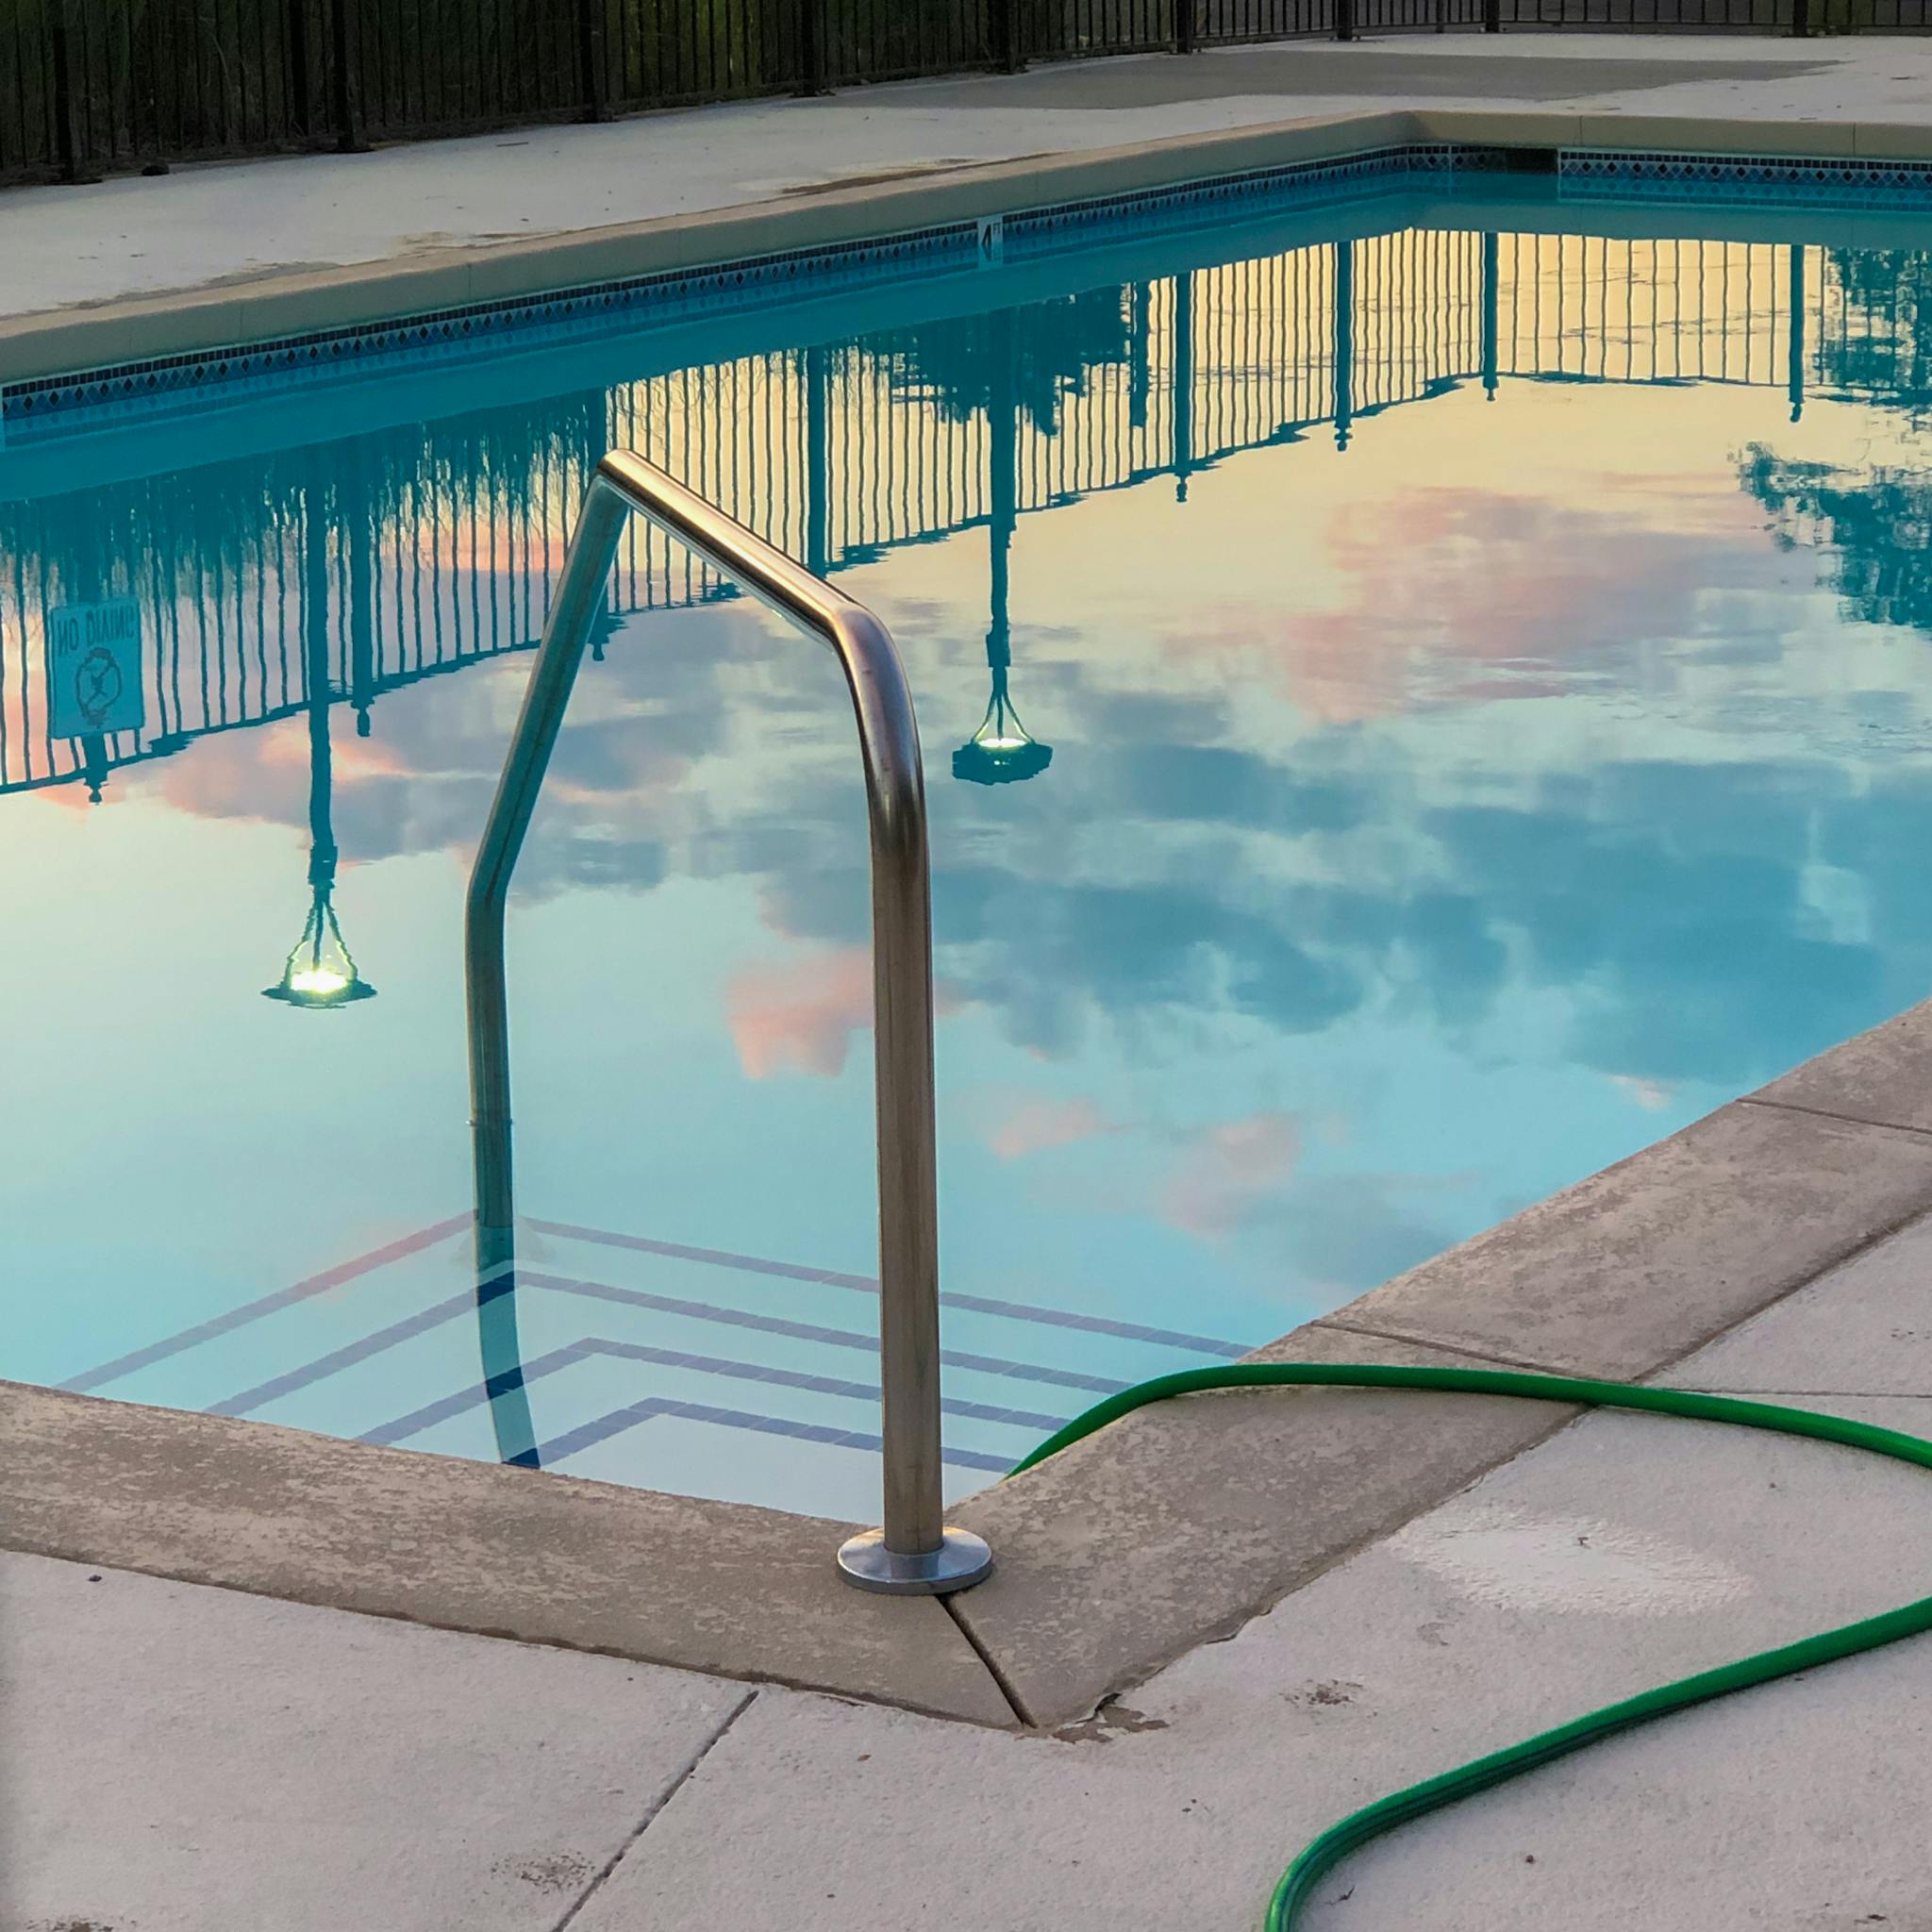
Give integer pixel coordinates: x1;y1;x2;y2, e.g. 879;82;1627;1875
8;158;1932;1524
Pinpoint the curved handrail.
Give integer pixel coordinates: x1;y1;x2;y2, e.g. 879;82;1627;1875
464;452;991;1595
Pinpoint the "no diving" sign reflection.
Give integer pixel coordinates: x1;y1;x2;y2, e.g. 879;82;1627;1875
47;598;144;739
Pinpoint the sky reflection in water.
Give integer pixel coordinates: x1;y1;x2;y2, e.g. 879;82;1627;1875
6;193;1932;1515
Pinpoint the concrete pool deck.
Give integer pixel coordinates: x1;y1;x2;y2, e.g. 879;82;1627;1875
8;33;1932;324
16;1058;1932;1927
10;33;1932;389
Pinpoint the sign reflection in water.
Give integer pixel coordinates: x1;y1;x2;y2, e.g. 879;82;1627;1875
8;215;1932;1518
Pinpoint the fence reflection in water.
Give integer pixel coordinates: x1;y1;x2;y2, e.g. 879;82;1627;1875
8;227;1912;808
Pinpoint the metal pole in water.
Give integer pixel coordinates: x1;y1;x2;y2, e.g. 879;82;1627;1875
1788;243;1807;423
1173;271;1195;500
806;343;831;579
1334;240;1356;450
1482;231;1499;402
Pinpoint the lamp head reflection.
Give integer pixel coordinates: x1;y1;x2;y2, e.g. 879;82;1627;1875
262;887;376;1009
954;682;1052;786
954;559;1051;789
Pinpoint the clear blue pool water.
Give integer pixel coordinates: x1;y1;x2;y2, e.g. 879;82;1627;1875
8;171;1932;1522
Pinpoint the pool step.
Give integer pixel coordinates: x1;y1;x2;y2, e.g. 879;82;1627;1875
64;1215;1246;1521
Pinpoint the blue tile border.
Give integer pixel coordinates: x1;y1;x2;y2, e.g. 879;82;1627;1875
11;137;1932;440
1003;139;1493;254
0;218;982;438
1559;148;1932;205
0;141;1475;440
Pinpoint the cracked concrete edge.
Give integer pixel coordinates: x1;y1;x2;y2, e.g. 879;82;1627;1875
8;105;1932;386
8;1008;1932;1730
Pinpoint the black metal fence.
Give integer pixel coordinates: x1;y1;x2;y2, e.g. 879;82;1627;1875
3;0;1927;186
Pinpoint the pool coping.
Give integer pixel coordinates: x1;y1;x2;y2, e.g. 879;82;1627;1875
11;999;1932;1728
8;102;1932;397
15;105;1932;1727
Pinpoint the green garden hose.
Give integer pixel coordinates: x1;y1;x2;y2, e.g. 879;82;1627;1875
1008;1362;1932;1932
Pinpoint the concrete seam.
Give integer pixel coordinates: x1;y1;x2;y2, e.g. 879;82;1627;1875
1631;1183;1932;1389
942;1590;1037;1730
1306;1317;1572;1375
549;1685;758;1932
1317;1145;1932;1395
1739;1092;1932;1141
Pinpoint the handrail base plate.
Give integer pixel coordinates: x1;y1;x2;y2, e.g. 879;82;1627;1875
837;1525;993;1595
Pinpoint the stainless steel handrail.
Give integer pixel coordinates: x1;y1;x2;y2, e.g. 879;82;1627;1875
465;450;992;1596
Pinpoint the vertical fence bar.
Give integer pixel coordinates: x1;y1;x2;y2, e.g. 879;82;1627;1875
328;0;364;147
51;0;99;183
1173;271;1194;498
993;0;1025;68
806;344;831;575
578;0;607;117
1481;230;1499;400
1333;238;1355;446
141;0;171;172
289;0;315;134
795;0;826;91
1788;242;1807;420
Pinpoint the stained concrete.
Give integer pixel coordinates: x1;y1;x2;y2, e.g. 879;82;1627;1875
949;1324;1574;1724
2;1548;750;1932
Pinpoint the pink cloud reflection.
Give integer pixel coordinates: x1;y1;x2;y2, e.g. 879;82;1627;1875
727;946;874;1079
1166;486;1759;724
726;947;969;1079
1162;1111;1302;1239
988;1096;1117;1160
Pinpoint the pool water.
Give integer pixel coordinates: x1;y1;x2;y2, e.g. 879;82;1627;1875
8;171;1932;1523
